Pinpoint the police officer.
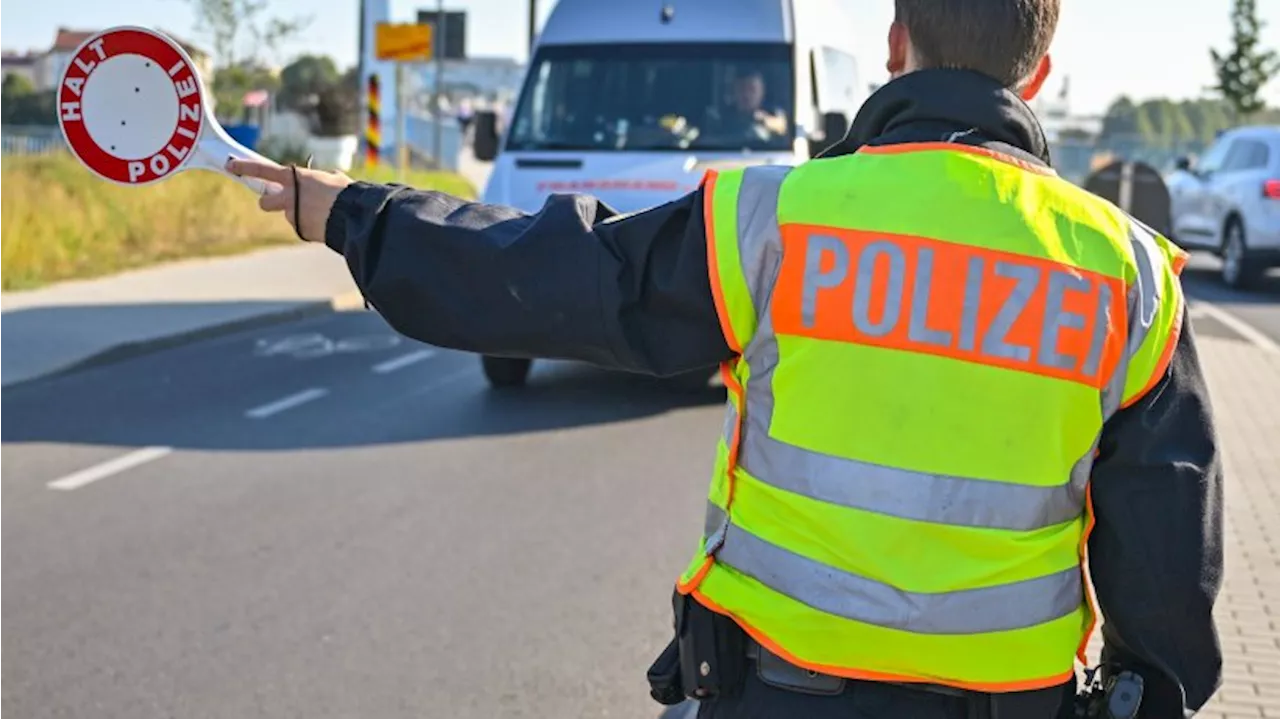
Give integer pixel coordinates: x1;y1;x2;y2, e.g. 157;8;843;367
230;0;1224;716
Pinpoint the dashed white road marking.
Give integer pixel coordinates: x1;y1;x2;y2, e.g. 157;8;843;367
372;349;436;374
245;388;329;419
1192;300;1280;355
47;446;173;491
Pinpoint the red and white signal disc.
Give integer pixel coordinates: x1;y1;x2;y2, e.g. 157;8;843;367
57;27;206;186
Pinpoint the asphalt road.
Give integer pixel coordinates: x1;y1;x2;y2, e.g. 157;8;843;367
3;309;718;719
1180;252;1280;347
3;262;1276;719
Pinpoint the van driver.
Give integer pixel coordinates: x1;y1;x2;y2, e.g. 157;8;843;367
718;70;788;140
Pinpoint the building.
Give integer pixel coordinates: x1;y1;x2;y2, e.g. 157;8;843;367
13;27;213;92
1;51;40;86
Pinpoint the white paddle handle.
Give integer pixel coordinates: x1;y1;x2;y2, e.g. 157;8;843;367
196;125;285;196
224;143;281;196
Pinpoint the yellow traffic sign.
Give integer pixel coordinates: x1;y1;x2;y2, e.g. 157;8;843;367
375;23;432;62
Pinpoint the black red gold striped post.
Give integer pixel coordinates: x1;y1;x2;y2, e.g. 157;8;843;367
365;74;381;167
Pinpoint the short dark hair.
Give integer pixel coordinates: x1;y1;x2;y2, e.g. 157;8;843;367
894;0;1060;88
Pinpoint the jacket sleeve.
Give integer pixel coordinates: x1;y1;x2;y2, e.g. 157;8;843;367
1088;312;1224;717
323;182;734;376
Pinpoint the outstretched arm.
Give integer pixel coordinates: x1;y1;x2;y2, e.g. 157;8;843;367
225;158;733;376
325;183;732;375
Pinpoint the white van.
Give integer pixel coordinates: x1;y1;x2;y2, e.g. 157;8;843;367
471;0;867;387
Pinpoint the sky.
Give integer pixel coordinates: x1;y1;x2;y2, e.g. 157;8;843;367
3;0;1279;116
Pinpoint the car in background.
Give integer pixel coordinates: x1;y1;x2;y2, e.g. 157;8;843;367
1168;125;1280;288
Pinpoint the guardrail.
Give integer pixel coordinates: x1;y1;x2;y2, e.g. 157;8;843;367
2;126;65;156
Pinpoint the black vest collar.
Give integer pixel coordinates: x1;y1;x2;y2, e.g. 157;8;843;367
818;69;1052;167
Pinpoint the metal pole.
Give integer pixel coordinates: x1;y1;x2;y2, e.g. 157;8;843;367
432;0;444;169
358;0;367;162
528;0;537;53
397;62;408;181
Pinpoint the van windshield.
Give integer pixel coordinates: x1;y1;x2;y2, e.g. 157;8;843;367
505;43;795;153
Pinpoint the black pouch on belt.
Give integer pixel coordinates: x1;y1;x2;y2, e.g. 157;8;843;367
675;590;747;700
645;638;684;706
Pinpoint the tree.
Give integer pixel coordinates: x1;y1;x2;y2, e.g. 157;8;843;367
209;62;280;123
1164;102;1196;149
1135;103;1162;147
1210;0;1280;120
2;73;35;100
1;74;56;126
277;55;340;113
1099;96;1140;153
183;0;310;67
312;67;360;137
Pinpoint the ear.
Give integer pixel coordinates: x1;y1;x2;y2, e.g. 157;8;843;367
1020;54;1052;101
886;21;909;77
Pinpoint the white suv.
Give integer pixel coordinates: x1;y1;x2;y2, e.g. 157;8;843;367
1169;125;1280;287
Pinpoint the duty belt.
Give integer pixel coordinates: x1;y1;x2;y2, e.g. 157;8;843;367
746;639;973;699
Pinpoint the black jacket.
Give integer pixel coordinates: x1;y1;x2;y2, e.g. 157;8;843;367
325;69;1223;717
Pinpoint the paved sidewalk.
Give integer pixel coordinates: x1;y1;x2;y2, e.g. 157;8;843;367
1197;331;1280;718
1083;328;1280;717
1;245;362;387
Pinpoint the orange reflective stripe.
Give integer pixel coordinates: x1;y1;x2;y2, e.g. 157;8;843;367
1120;295;1184;410
1076;481;1099;665
702;171;743;353
771;225;1127;388
857;142;1056;176
679;362;745;596
677;557;714;594
689;590;1075;693
720;362;745;523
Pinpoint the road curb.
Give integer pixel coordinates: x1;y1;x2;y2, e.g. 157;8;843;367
2;290;368;389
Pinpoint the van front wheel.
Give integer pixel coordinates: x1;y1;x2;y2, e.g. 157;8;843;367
482;356;532;388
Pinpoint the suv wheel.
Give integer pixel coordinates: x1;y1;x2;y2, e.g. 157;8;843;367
1221;219;1259;289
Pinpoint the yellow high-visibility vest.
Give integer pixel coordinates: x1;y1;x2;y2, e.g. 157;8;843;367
678;142;1187;692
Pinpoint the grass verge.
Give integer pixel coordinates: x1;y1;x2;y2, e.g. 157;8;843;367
1;152;475;291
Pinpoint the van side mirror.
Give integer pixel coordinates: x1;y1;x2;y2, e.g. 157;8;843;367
807;111;850;158
472;110;500;162
822;112;850;145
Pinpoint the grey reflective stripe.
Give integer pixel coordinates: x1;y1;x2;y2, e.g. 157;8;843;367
725;400;1086;531
733;165;792;320
1126;221;1164;360
705;499;729;548
1118;219;1173;404
703;503;1082;635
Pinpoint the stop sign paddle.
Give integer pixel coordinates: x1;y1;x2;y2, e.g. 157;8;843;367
57;26;282;195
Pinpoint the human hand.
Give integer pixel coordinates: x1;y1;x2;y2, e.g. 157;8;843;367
226;158;355;242
754;110;788;136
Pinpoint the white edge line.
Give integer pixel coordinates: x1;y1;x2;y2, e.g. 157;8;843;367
47;446;173;491
1193;301;1280;355
372;348;437;374
245;387;330;419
